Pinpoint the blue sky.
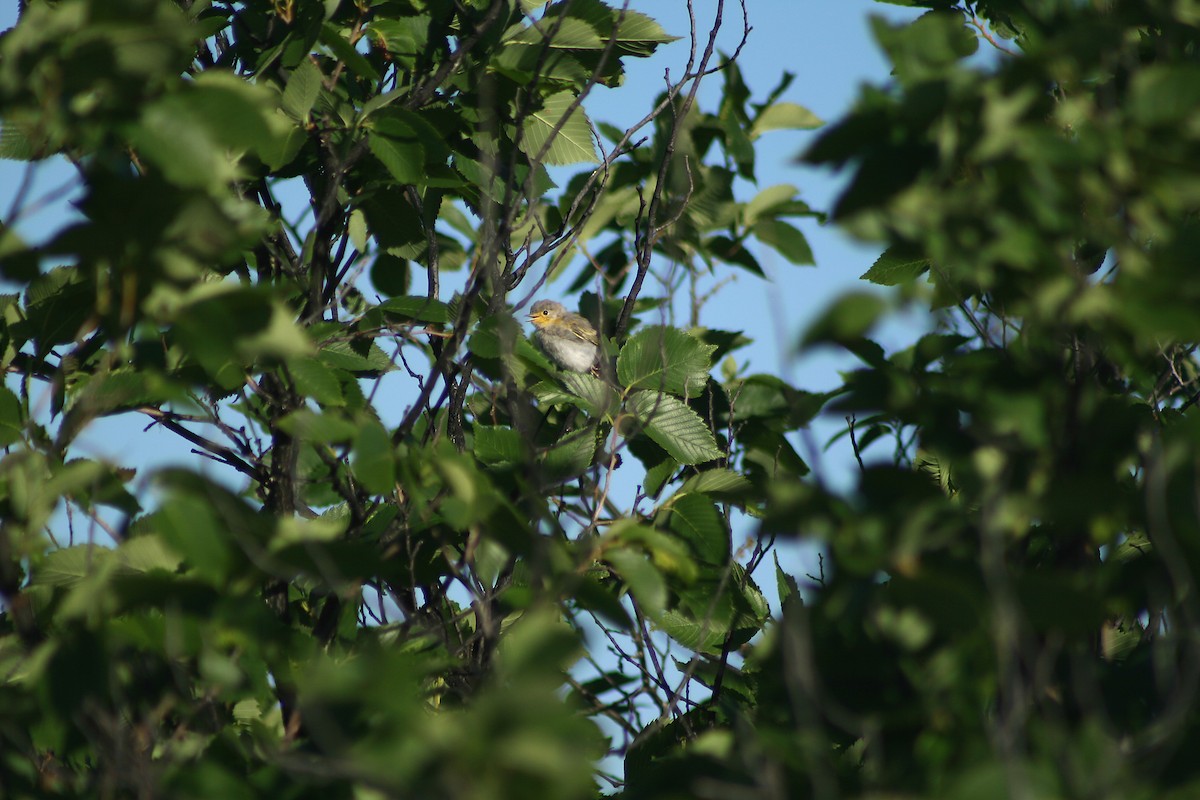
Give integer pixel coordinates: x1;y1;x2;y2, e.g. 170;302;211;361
0;1;925;552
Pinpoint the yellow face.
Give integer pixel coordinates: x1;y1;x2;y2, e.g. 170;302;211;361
528;300;564;329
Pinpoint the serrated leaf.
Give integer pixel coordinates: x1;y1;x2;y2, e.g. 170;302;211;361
861;245;931;285
319;339;395;375
0;122;49;160
627;391;723;466
605;7;679;54
662;564;769;653
521;92;598;166
542;427;597;481
474;425;524;465
677;468;752;498
775;552;801;609
30;545;112;588
663;493;728;564
560;371;620;418
655;608;726;653
289;357;345;407
506;17;607;49
617;326;715;399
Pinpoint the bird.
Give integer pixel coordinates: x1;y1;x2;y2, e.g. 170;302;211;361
526;300;600;373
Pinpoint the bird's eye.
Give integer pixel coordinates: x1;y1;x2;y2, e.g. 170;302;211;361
541;310;549;316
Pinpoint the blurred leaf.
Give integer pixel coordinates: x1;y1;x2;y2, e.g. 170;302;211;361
606;547;667;615
801;292;887;347
353;418;395;495
0;385;24;446
379;296;451;324
753;219;814;265
751;102;823;137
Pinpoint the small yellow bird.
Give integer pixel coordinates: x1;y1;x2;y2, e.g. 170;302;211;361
527;300;600;373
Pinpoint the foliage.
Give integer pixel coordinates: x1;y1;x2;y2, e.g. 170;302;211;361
0;0;812;797
5;0;1200;798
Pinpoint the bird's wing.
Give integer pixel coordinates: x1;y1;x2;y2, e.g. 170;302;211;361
569;321;600;346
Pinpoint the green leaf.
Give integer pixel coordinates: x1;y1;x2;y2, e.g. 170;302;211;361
1130;65;1200;125
474;425;524;465
627;391;723;466
542;427;598;480
30;545;112;588
364;16;430;67
559;371;620;418
369;132;424;185
0;120;50;160
277;409;359;443
521;92;598;166
319;23;380;81
662;493;728;564
705;235;764;276
281;58;323;122
642;455;679;498
605;548;666;615
610;521;698;582
0;385;24;446
319;337;395;376
289;357;346;407
604;7;679;55
861;245;931;285
802;292;887;347
153;471;266;583
753;219;814;265
132;72;293;187
20;266;93;352
506;1;676;55
655;607;725;653
751;102;823;137
506;17;607;49
774;552;801;609
353;418;395;494
872;9;977;84
171;286;312;387
676;468;752;498
617;326;715;399
744;183;802;226
379;296;451;324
